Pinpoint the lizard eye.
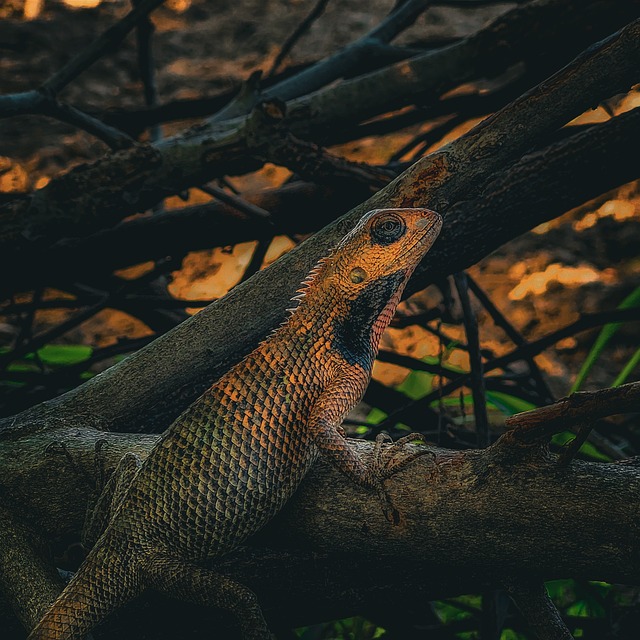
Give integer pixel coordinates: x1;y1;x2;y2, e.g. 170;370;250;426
371;214;406;245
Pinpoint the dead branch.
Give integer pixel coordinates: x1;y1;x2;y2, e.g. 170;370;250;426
1;0;636;264
504;382;640;443
505;581;573;640
0;0;166;147
221;0;432;119
266;0;332;78
454;272;490;447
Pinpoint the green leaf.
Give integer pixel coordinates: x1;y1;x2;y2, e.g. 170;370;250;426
36;344;93;366
1;344;93;368
364;407;387;425
396;368;433;399
612;346;640;387
486;390;537;416
572;286;640;392
501;630;528;640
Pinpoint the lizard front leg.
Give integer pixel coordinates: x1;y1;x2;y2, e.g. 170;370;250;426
308;382;433;522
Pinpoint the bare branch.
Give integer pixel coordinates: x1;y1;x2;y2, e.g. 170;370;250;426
505;581;573;640
504;382;640;444
41;0;166;96
266;0;332;78
225;0;433;117
454;272;490;447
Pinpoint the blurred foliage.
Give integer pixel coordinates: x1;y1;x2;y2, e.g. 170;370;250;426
571;285;640;392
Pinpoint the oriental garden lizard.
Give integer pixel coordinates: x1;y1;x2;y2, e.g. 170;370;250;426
29;207;442;639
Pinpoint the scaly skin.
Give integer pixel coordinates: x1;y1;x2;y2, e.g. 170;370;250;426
29;207;442;640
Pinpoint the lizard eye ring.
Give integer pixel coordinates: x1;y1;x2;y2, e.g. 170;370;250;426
371;213;406;245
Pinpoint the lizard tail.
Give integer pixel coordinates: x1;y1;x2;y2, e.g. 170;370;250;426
28;531;144;640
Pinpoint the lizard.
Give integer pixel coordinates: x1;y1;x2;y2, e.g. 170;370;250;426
28;206;443;640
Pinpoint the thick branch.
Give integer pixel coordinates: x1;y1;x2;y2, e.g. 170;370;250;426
1;432;639;633
0;507;63;630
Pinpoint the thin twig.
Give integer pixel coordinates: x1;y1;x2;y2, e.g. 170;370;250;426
215;0;433;120
47;101;134;150
378;307;640;430
556;422;594;466
376;349;460;380
42;0;167;95
504;382;640;444
238;238;273;285
454;272;489;447
0;0;165;146
0;297;110;371
198;184;274;224
466;274;554;404
267;0;332;78
133;0;162;144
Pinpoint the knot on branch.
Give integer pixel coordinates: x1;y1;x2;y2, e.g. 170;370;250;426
256;99;287;124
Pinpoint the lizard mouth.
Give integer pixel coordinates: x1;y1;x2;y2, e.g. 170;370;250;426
396;214;442;267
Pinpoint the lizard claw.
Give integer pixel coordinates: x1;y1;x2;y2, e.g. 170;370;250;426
369;431;434;525
375;431;434;479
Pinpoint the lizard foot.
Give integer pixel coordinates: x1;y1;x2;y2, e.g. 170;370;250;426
371;431;435;524
146;555;274;640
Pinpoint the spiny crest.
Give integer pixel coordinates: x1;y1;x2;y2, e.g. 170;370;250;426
286;255;332;313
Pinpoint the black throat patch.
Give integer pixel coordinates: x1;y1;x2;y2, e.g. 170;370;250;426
332;270;406;367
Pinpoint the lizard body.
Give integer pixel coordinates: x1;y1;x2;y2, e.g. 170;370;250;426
29;207;442;639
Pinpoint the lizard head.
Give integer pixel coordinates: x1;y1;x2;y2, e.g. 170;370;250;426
317;207;442;364
290;208;442;362
331;208;443;295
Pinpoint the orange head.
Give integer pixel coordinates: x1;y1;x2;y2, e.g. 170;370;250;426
294;208;442;366
330;208;442;297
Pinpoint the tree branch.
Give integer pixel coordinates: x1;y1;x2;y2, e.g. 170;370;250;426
0;0;166;146
2;0;635;260
504;382;640;444
1;430;639;634
505;581;573;640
